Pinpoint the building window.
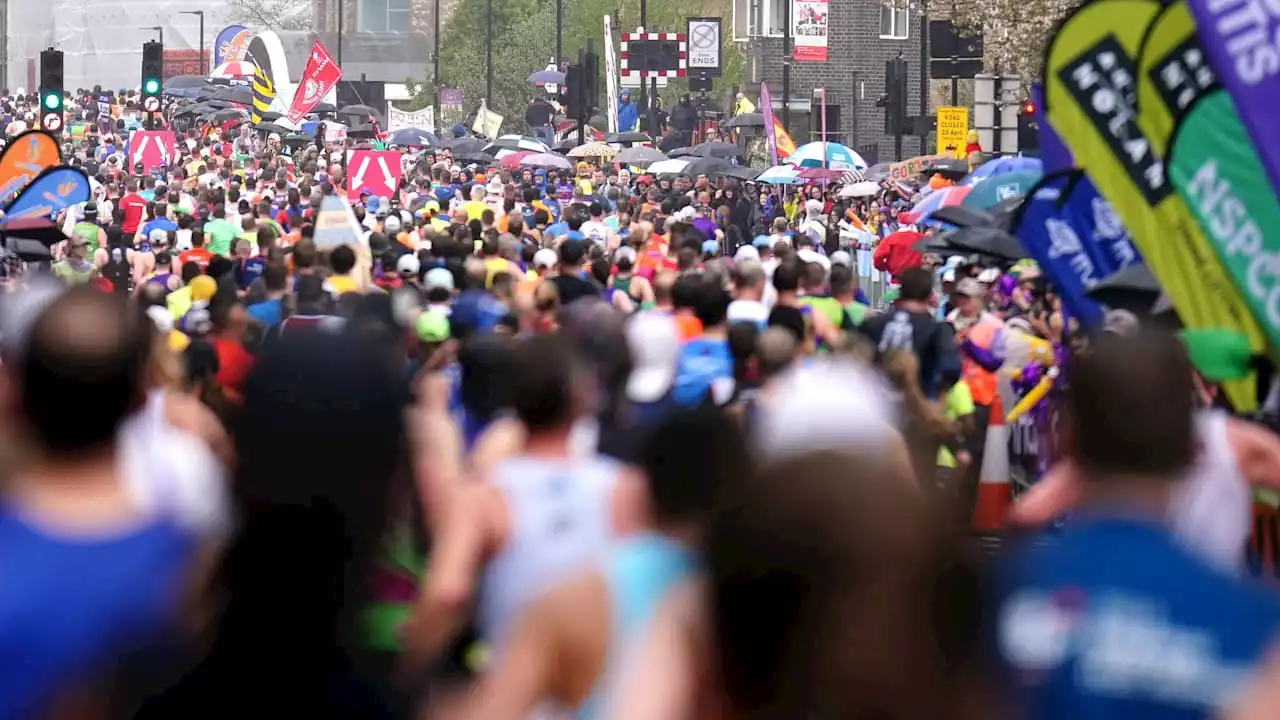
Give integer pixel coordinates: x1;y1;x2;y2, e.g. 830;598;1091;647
359;0;411;33
747;0;789;37
880;2;909;39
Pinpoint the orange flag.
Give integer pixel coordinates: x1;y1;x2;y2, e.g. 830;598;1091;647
774;118;797;160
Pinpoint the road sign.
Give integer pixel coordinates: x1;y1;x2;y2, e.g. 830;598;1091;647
619;32;688;79
127;130;176;172
40;113;62;133
439;88;463;108
347;150;402;198
935;106;969;157
686;18;722;76
143;96;161;113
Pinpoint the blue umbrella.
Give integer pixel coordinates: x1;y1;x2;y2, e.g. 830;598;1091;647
387;127;441;147
788;142;868;170
962;155;1044;186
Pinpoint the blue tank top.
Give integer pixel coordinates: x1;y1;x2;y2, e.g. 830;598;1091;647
578;533;696;719
0;507;196;717
996;517;1280;720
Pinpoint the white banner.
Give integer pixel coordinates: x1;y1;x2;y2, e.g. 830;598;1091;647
472;100;504;138
604;15;619;134
386;104;436;134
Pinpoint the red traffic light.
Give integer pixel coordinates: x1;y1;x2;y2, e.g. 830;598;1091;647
1021;101;1036;114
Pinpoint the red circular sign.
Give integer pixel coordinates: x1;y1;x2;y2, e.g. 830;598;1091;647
143;96;161;112
41;113;62;132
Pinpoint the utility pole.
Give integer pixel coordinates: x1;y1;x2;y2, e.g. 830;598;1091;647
336;0;344;67
434;0;441;123
918;0;930;155
782;0;791;131
556;0;563;66
485;0;494;103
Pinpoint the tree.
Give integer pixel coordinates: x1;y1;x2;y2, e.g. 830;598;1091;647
417;0;744;127
228;0;312;30
943;0;1081;80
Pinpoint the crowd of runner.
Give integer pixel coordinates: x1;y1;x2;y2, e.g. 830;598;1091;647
4;84;1280;720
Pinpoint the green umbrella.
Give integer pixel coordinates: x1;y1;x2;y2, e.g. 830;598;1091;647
961;170;1043;211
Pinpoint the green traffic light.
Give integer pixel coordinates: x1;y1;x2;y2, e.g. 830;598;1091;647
42;93;60;110
143;78;160;94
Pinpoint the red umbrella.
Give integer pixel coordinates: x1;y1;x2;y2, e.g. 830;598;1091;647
874;230;925;277
499;151;533;169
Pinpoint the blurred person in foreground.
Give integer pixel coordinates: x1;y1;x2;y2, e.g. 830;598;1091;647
135;329;413;718
0;287;206;718
996;332;1280;720
401;334;645;687
456;407;745;718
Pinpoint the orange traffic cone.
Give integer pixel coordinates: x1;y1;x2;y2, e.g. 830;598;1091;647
972;393;1013;532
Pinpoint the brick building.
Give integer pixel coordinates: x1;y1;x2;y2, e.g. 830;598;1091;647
735;0;927;163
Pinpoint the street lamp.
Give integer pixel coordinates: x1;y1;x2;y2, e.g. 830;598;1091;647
180;10;206;75
142;25;164;45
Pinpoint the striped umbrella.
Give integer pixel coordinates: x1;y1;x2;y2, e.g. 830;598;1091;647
899;186;971;225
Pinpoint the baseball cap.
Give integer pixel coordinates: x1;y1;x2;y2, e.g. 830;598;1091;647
753;361;897;460
424;266;455;291
189;275;218;303
829;250;852;267
701;239;719;256
415;309;451;343
625;312;680;403
795;248;830;270
734;245;760;263
397;252;422;279
978;267;1001;283
383;215;402;234
615;246;637;264
533;247;558;269
954;277;985;298
148;228;169;245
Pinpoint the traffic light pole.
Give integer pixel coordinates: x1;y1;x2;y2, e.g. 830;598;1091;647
782;0;791;131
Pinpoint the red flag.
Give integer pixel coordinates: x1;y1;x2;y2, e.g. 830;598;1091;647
286;41;343;124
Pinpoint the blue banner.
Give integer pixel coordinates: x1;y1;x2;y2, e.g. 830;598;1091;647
3;167;91;221
1013;171;1142;327
213;25;250;67
1030;82;1073;175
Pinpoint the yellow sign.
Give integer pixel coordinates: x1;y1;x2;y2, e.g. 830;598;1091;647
935;106;968;157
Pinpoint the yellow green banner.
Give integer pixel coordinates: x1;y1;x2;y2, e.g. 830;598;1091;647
1044;0;1261;409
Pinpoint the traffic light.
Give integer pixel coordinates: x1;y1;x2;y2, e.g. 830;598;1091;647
880;57;909;136
582;49;600;118
142;40;164;100
39;48;64;133
1021;100;1036;115
564;63;584;121
1018;100;1040;153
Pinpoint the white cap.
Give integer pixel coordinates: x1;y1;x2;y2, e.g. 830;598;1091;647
734;244;760;263
533;247;558;269
795;248;830;270
978;267;1001;283
753;361;897;461
942;268;956;283
829;250;852;267
396;253;422;278
625;312;681;403
146;305;173;335
424;266;455;290
954;277;985;298
383;215;402;233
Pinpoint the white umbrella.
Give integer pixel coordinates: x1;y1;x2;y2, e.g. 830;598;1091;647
646;159;690;175
483;134;550;154
839;181;882;198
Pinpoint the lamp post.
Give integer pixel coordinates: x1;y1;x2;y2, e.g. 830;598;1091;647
142;25;164;45
485;0;493;103
433;0;441;123
179;10;205;75
337;0;344;67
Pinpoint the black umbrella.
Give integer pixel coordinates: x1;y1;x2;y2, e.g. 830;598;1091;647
529;69;566;85
254;121;294;135
668;146;698;158
387;127;441;147
682;157;733;177
167;74;211;89
258;110;285;122
445;137;486;153
724;112;765;128
988;196;1026;231
1086;263;1161;310
311;102;336;113
658;134;685;152
863;162;892;183
209;86;252;104
926;205;996;229
338;104;384;125
936;226;1024;261
923;158;970;179
723;165;761;181
455;151;496;165
604;131;651;144
552;138;577;154
693;141;744;159
205;108;249;124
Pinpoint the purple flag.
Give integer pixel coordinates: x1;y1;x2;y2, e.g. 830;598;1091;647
1031;82;1073;174
1188;1;1280;194
760;82;779;167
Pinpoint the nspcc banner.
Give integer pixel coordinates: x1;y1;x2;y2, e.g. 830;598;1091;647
1044;0;1262;409
1187;0;1280;197
1140;1;1280;363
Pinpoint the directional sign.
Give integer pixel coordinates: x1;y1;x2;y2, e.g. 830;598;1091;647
935;106;969;158
686;18;722;76
40;113;62;133
347;150;402;198
127;130;177;173
143;96;161;113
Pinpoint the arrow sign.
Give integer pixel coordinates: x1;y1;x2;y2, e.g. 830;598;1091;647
126;130;176;173
346;150;402;198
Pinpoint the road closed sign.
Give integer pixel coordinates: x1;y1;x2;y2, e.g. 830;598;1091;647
347;150;402;198
936;106;969;158
686;18;722;76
